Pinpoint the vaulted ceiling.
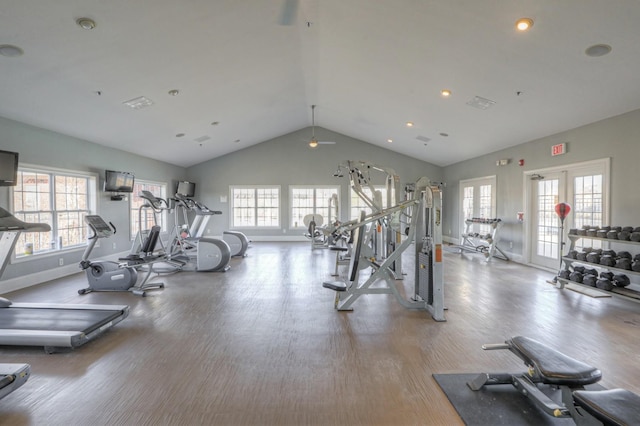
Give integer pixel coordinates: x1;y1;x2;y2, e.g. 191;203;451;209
1;1;639;168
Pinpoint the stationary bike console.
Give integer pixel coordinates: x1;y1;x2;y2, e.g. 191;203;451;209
85;215;114;238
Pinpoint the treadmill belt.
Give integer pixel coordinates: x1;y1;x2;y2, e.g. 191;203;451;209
0;307;123;335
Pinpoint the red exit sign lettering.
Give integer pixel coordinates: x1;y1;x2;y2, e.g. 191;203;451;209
551;143;566;156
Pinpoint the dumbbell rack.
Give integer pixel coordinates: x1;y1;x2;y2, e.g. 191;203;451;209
558;234;640;301
457;218;509;261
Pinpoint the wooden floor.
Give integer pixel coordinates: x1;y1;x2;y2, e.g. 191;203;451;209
1;242;639;425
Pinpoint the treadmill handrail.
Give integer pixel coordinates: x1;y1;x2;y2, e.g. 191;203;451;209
0;206;51;232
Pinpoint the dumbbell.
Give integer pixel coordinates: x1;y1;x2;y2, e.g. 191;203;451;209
569;271;583;283
596;278;614;291
586;252;601;264
600;255;616;267
600;271;614;281
615;258;632;270
617;251;632;260
582;274;598;287
613;274;631;288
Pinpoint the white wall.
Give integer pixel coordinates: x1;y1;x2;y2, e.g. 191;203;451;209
442;108;640;258
0;116;187;289
187;126;443;239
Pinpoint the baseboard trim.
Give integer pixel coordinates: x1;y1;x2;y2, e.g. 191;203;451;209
0;264;80;294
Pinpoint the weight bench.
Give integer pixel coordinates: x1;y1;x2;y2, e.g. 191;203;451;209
467;336;640;425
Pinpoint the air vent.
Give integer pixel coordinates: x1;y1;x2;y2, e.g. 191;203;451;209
123;96;154;110
416;135;431;143
466;96;496;110
194;135;211;143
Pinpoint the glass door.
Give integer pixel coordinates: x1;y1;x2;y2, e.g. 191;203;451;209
527;159;608;270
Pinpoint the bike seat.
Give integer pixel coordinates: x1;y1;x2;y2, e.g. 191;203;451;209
510;336;602;386
573;388;640;426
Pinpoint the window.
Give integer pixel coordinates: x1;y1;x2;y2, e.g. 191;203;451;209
459;176;496;236
12;166;97;257
130;180;168;239
230;186;280;228
290;186;340;228
350;187;388;220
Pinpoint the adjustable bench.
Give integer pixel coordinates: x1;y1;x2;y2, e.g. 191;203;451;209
467;336;640;425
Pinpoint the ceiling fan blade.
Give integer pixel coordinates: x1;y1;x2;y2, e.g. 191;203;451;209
317;141;336;145
279;0;299;25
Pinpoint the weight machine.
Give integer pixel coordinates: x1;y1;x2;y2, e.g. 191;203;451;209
323;177;446;321
335;160;404;271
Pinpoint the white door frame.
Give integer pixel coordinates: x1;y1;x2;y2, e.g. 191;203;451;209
522;158;610;269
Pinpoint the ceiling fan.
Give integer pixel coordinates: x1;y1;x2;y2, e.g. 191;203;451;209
307;105;335;149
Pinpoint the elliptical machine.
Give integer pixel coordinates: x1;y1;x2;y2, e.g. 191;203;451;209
174;194;249;257
161;193;231;272
78;215;165;296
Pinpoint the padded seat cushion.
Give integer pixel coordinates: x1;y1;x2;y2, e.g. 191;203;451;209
510;336;601;386
573;388;640;426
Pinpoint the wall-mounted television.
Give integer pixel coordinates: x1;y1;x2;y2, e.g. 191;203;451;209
176;181;196;197
0;150;19;187
104;170;135;193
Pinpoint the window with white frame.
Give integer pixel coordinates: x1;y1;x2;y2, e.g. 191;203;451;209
290;186;340;228
230;186;280;228
130;180;168;239
11;166;97;257
350;186;388;220
459;176;496;236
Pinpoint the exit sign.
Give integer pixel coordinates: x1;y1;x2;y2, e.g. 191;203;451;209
551;143;567;156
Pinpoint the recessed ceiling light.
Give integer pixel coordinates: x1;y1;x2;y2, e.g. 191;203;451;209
0;44;24;57
515;18;534;31
406;122;414;127
585;44;612;57
441;89;452;97
168;89;180;96
387;138;393;143
176;133;185;138
76;18;96;30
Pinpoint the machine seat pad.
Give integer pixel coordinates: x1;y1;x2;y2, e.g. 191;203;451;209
572;388;640;426
329;246;348;252
322;281;347;292
510;336;602;386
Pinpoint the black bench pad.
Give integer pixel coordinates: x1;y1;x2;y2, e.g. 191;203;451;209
573;388;640;426
510;336;602;386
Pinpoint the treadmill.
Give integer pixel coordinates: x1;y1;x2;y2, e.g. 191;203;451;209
0;363;30;400
0;206;130;354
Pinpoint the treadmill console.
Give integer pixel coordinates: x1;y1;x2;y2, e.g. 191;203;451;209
84;215;113;238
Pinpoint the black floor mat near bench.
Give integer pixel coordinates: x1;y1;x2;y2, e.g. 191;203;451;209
433;373;604;426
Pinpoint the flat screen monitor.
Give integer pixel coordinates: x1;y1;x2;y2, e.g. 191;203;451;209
0;150;19;187
104;170;135;193
176;181;196;197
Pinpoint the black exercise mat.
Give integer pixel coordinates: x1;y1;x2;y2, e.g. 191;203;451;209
433;373;604;426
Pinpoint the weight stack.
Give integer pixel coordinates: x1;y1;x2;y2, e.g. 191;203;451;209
418;251;433;304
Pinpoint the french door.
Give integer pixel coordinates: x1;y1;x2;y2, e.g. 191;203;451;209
459;176;496;237
527;159;609;270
